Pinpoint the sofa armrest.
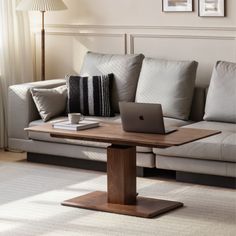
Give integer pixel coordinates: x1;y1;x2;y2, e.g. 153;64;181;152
8;79;66;140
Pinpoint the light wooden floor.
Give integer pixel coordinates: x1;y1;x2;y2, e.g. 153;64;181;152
0;149;26;162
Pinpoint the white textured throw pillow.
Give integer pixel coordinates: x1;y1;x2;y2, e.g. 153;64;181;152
135;58;198;120
31;85;67;122
204;61;236;123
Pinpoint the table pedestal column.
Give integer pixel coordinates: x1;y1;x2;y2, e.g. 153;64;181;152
62;144;183;218
107;145;136;205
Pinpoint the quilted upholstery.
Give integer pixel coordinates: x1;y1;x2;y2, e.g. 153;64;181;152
136;58;198;120
80;52;144;113
204;61;236;123
154;121;236;162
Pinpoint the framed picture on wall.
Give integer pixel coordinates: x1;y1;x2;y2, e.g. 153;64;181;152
199;0;225;17
162;0;193;12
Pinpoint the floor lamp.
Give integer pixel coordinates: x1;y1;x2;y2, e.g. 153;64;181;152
17;0;67;81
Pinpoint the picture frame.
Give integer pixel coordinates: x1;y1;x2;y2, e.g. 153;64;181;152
199;0;225;17
162;0;193;12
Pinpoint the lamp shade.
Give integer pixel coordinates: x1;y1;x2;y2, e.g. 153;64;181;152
16;0;67;11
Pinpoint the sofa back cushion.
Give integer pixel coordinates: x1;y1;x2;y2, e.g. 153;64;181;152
80;52;144;113
204;61;236;123
135;58;198;120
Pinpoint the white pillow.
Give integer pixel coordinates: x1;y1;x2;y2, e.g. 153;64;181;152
31;85;67;122
135;58;198;120
204;61;236;123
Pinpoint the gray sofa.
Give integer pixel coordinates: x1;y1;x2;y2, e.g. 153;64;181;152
8;53;236;186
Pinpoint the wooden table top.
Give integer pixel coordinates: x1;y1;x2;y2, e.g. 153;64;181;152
25;122;221;148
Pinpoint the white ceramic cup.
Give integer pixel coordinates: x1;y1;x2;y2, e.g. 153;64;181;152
68;113;84;124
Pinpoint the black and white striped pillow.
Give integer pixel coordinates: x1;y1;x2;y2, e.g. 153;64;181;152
67;74;114;117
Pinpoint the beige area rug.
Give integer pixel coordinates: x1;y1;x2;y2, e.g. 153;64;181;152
0;161;235;236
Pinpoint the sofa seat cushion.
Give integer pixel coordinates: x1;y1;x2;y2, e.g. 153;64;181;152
153;121;236;162
163;117;192;128
25;139;156;168
28;116;191;153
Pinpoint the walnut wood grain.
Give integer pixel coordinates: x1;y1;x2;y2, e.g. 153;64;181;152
62;191;183;218
25;122;220;218
107;145;136;205
25;122;221;148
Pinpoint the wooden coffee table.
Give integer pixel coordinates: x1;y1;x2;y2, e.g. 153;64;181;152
26;122;220;218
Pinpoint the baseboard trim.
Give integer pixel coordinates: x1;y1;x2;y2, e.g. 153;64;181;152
176;171;236;189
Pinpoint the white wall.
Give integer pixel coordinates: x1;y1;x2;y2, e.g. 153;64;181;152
29;0;236;86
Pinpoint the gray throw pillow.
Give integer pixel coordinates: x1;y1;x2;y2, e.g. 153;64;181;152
31;85;67;122
204;61;236;123
135;58;198;120
80;52;144;113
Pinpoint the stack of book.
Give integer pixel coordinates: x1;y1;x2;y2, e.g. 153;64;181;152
53;120;99;131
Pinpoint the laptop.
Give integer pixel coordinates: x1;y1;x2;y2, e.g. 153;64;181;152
119;102;177;134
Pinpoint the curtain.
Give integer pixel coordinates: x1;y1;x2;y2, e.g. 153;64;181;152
0;0;34;148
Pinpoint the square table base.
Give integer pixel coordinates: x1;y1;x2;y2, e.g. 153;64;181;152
62;191;183;218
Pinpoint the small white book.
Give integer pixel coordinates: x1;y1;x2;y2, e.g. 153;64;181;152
53;120;99;131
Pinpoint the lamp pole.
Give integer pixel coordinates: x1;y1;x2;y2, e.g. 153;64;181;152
16;0;68;81
41;11;45;81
